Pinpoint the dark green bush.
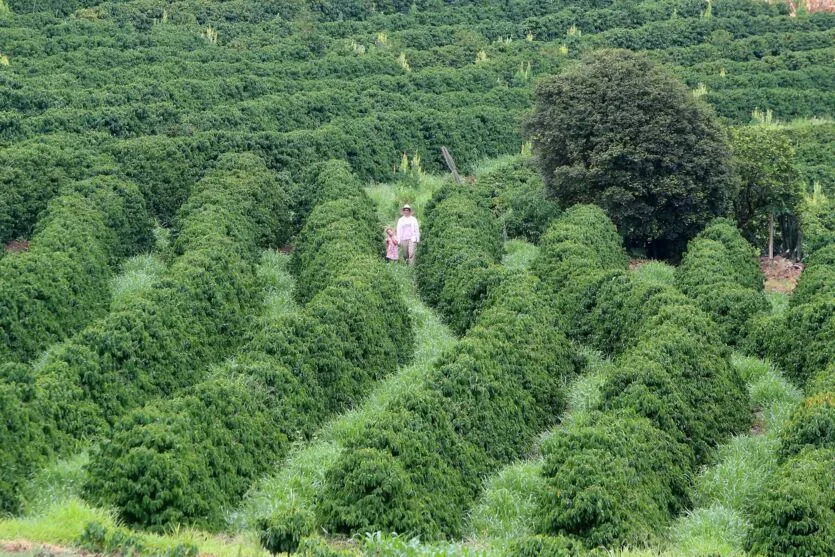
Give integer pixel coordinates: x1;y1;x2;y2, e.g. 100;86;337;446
808;363;835;397
416;186;503;334
0;176;153;364
676;219;768;344
85;369;299;532
746;448;835;557
474;157;560;243
317;273;577;540
778;393;835;461
538;411;692;548
35;153;289;438
0;137;116;245
0;372;51;514
532;204;628;335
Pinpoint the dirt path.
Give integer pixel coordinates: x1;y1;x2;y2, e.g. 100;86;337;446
761;255;803;294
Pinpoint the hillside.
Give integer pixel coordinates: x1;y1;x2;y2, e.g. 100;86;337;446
1;0;834;556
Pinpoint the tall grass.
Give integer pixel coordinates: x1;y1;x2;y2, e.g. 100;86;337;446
108;254;166;310
663;355;801;556
631;261;676;285
365;174;448;229
256;250;296;321
502;240;539;271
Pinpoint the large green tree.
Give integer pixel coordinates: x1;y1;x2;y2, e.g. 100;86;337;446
730;126;801;260
526;49;733;259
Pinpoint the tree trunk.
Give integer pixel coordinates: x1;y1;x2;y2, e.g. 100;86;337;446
768;213;775;261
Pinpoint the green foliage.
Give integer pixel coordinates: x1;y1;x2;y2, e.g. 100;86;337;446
86;163;410;533
746;238;835;385
538;410;692;548
416;186;504;334
33;153;289;440
0;138;116;245
730;126;802;254
0;176;152;364
317;273;577;540
506;534;587;557
527;49;733;259
746;449;835;557
0;374;51;514
474;157;560;243
777;393;835;460
675;219;768;344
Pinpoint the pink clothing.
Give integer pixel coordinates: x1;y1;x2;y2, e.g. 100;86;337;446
386;236;399;260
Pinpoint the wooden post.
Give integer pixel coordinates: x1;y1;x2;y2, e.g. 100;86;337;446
768;213;775;261
441;146;463;185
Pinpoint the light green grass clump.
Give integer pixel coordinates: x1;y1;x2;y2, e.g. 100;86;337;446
631;261;676;285
256;250;296;321
108;253;166;310
502;240;539;271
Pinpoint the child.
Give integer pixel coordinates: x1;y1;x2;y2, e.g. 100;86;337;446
385;227;399;263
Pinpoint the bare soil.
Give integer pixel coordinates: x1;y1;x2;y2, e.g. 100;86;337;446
0;541;75;556
4;240;29;253
761;255;803;294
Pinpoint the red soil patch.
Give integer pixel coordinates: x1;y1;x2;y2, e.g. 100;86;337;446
4;239;29;253
0;540;75;555
761;255;803;294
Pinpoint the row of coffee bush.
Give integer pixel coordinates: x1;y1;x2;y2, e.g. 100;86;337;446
747;245;835;385
416;185;504;335
746;243;835;555
0;176;153;364
473;157;560;244
0;153;288;514
532;222;753;548
0;135;115;244
304;205;631;542
83;161;412;532
675;218;768;345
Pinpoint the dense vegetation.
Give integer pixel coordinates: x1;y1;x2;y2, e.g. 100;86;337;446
0;0;834;554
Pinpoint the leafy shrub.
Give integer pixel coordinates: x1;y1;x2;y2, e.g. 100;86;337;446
746;449;835;557
0;177;152;364
416;186;503;334
85;370;298;531
317;272;577;540
0;138;116;244
87;162;410;533
778;393;835;460
0;373;51;514
676;219;768;344
538;410;692;548
35;153;290;438
532;204;628;335
474;157;560;243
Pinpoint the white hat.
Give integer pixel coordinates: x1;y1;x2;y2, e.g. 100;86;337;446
402;204;412;210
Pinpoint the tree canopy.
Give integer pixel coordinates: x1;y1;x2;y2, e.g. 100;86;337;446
526;49;734;259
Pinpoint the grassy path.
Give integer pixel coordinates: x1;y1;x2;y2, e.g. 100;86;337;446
238;262;457;542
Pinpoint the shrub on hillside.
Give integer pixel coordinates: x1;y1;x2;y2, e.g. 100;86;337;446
778;393;835;460
35;153;290;437
475;158;560;243
538;410;692;548
0;177;155;364
85;369;301;531
746;448;835;557
0;373;51;514
676;219;768;344
417;187;503;334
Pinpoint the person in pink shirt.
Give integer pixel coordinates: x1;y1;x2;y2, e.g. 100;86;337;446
385;227;399;263
396;204;420;265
